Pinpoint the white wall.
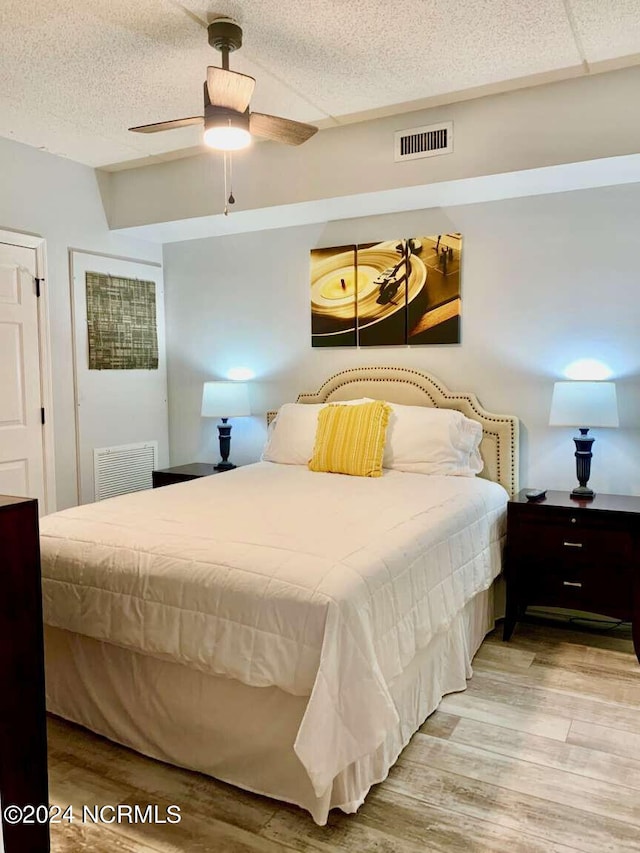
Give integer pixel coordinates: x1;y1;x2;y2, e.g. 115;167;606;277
163;182;640;496
0;137;162;509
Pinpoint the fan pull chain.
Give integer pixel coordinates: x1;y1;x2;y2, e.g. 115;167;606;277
223;151;229;216
228;153;235;206
223;151;236;216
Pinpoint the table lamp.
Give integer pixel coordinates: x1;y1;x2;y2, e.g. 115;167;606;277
201;381;251;470
549;380;619;500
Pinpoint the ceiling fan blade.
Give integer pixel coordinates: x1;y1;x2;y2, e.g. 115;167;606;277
249;112;317;145
207;67;256;112
129;116;204;134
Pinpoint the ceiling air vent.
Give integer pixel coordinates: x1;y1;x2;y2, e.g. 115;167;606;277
394;121;453;162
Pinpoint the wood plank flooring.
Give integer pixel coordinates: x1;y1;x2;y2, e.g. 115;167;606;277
47;619;640;852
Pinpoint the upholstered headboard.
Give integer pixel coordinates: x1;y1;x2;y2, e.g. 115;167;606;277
268;367;519;496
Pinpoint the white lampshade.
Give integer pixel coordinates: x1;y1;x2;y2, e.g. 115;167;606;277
549;381;619;428
201;382;251;418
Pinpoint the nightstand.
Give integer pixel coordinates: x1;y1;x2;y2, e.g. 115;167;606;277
504;490;640;662
152;463;220;488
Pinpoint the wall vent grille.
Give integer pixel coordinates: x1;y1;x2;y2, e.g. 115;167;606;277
394;121;453;162
93;441;158;501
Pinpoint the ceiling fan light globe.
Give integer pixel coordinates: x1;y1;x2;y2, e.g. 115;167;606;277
203;125;251;151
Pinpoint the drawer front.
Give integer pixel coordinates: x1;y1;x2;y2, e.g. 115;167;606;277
510;514;633;565
523;562;633;618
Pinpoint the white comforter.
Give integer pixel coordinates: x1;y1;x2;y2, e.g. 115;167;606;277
40;462;507;797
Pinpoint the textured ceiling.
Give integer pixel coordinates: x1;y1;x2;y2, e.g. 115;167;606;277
1;0;639;168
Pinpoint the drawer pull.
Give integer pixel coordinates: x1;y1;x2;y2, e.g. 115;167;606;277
563;541;583;548
563;581;583;588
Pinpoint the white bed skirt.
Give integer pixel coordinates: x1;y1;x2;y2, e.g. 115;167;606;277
45;586;494;824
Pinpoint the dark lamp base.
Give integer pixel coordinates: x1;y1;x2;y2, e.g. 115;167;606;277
215;418;236;471
571;485;594;500
571;428;595;502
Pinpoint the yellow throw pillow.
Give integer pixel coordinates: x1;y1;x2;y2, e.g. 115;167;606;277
309;400;391;477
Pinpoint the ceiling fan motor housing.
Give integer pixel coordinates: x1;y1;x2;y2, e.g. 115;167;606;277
208;19;243;53
204;104;249;131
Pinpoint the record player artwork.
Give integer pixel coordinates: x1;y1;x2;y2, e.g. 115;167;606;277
310;234;461;347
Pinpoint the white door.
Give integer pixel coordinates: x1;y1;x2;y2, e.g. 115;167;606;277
0;242;45;505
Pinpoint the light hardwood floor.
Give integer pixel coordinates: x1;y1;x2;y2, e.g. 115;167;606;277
47;619;640;852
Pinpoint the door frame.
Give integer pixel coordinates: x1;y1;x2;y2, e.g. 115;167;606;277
0;228;56;514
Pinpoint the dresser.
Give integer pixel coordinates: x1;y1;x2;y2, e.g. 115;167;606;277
504;490;640;662
0;496;50;852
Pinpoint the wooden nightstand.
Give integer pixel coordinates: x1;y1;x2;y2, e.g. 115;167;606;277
152;463;220;488
504;490;640;662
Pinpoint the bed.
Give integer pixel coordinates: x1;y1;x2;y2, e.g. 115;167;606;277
40;366;519;825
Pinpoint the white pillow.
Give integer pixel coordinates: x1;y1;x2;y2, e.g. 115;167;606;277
383;403;483;476
262;400;372;465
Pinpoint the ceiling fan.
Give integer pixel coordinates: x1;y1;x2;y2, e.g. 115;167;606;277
129;19;318;151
